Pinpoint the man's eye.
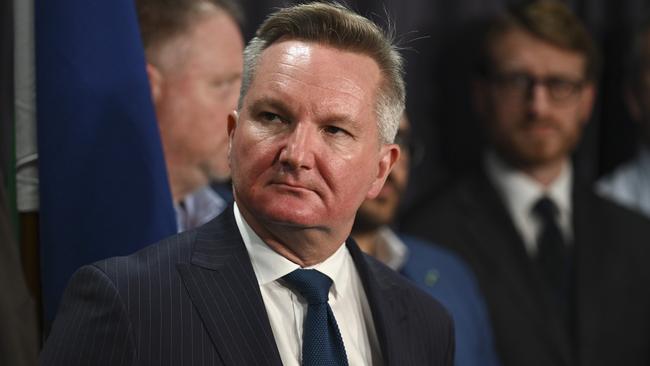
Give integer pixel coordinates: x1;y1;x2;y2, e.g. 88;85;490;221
323;126;349;136
260;112;283;123
505;74;531;89
546;78;575;93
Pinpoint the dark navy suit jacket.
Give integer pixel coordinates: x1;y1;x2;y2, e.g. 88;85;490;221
41;207;454;365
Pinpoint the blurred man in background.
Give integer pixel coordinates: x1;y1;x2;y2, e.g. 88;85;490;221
136;0;243;231
352;114;501;366
404;1;650;365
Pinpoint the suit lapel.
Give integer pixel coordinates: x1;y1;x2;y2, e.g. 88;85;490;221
347;238;408;366
464;171;549;315
177;208;283;366
572;185;608;365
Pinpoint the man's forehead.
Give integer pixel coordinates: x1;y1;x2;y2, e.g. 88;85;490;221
489;29;587;76
258;39;378;71
250;40;381;102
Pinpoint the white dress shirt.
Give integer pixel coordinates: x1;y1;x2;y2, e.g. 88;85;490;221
233;203;382;366
485;151;573;256
597;146;650;219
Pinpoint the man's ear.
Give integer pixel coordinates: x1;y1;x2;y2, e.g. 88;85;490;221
227;110;239;158
227;110;238;137
366;144;400;199
146;63;163;103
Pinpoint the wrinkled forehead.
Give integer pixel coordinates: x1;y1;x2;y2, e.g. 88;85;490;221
249;40;382;105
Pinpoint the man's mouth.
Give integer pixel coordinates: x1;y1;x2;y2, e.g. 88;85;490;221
270;179;314;193
521;121;559;137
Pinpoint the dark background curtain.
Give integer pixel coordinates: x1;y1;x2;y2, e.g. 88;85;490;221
238;0;650;220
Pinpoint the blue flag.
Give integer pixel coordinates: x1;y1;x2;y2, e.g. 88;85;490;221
36;0;177;322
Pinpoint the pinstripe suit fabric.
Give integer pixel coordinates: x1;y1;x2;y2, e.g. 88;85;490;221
41;207;454;365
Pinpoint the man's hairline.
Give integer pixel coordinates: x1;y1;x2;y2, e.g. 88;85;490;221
145;4;235;72
485;26;591;80
238;37;394;145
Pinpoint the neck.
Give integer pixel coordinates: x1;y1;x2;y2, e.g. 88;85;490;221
237;203;349;267
168;166;204;203
497;152;568;188
519;159;567;187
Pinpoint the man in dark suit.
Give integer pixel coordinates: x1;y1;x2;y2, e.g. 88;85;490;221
41;3;454;365
403;1;650;366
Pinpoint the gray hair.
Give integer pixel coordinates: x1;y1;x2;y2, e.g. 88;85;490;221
238;2;405;144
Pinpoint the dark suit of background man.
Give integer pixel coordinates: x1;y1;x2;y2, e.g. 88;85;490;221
403;1;650;366
41;2;454;365
138;0;244;231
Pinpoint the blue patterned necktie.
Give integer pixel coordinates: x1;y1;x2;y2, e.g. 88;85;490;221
283;269;349;366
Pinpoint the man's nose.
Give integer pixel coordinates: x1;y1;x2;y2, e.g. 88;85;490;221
527;83;552;118
278;122;316;170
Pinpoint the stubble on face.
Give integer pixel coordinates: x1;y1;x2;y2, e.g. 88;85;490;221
481;29;594;177
228;40;399;264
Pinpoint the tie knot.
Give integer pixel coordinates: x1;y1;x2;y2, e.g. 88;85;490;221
283;269;332;305
533;196;558;221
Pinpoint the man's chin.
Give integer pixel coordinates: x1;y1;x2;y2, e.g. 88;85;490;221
499;141;569;168
257;205;323;229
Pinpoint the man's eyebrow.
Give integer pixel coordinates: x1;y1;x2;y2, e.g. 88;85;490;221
322;113;359;129
247;96;361;130
247;96;293;118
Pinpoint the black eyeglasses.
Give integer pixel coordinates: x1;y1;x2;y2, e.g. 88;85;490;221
489;71;586;103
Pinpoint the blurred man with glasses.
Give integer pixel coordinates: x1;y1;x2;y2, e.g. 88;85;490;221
404;1;650;366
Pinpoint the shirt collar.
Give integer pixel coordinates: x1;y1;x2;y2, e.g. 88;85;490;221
374;227;409;271
233;202;349;299
485;150;572;221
